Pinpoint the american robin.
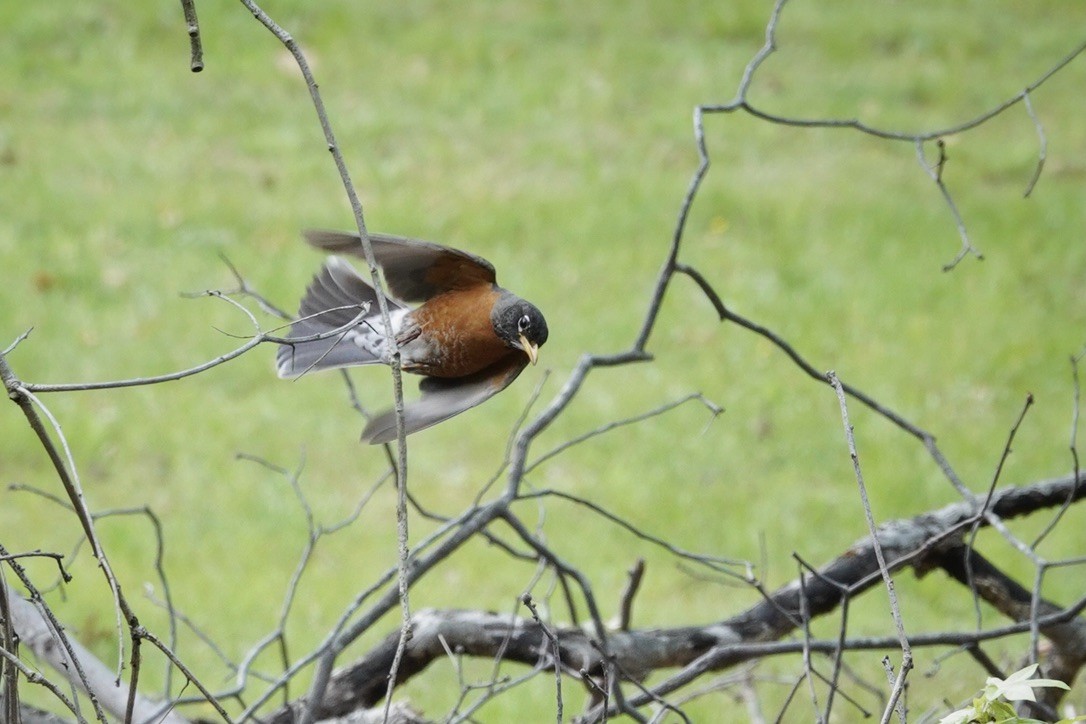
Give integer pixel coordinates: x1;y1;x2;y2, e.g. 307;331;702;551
277;230;548;444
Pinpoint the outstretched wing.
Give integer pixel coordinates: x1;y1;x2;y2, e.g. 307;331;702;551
303;230;497;303
361;353;528;444
276;257;407;378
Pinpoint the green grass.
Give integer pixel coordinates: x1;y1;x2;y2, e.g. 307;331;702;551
2;0;1086;720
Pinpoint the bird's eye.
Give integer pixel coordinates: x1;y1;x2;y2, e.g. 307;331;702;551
518;314;531;333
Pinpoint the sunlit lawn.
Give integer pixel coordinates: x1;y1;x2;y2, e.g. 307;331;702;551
2;0;1085;719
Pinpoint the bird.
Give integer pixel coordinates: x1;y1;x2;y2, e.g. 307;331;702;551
276;230;548;444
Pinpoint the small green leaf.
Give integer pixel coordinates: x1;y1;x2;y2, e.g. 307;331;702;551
987;698;1016;718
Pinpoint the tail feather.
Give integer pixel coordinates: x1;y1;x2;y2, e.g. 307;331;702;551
276;257;404;378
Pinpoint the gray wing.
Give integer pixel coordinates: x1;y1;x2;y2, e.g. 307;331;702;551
361;354;528;444
303;230;497;303
276;257;407;378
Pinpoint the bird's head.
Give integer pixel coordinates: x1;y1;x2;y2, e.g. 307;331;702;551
492;295;548;365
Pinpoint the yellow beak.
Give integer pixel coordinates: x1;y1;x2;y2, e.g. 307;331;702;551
519;334;539;366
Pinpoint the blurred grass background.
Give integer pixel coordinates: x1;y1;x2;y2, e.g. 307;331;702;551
2;0;1085;720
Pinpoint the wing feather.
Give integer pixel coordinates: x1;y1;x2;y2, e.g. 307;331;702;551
276;257;407;378
303;230;496;303
361;353;527;444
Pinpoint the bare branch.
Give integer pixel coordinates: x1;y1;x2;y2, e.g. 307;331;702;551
618;559;646;632
1033;352;1085;548
9;3;1085;722
227;3;415;718
693;0;1086;266
520;594;563;723
527;393;721;474
914;139;983;271
827;372;912;723
264;471;1086;719
178;0;203;72
5;589;188;724
1022;92;1047;197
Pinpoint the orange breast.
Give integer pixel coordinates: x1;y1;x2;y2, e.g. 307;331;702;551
411;285;509;378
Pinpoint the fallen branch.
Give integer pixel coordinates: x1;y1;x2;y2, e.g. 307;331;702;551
265;471;1086;721
4;588;188;724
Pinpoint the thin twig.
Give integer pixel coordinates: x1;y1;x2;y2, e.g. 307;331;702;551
233;4;413;720
963;394;1036;631
827;372;911;724
794;559;824;723
618;559;646;632
526;393;721;474
1033;352;1085;548
178;0;204;71
24;295;367;393
915;139;982;271
520;594;563;723
1021;92;1047;197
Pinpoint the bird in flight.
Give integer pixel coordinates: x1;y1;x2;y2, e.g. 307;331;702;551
277;230;548;444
